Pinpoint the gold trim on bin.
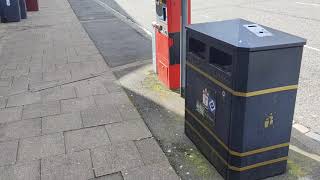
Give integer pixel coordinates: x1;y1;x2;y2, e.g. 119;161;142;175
185;121;288;171
185;108;290;157
186;62;298;97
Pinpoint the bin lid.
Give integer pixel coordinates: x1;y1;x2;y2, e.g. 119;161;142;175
186;19;306;51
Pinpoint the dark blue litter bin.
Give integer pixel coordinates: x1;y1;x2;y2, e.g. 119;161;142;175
19;0;27;19
185;19;306;180
1;0;21;23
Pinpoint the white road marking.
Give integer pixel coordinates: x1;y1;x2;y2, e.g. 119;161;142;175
296;2;320;7
290;145;320;162
305;45;320;52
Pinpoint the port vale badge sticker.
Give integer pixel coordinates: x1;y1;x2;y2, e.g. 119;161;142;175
202;88;216;112
208;97;216;113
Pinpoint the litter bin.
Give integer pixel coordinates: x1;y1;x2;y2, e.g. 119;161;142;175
1;0;21;23
19;0;27;19
25;0;38;11
185;19;306;180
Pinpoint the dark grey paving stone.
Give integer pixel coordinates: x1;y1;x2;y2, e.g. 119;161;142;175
0;118;41;142
41;150;94;180
94;92;131;107
91;141;143;177
61;96;96;113
42;113;82;134
135;138;168;166
89;172;123;180
18;133;65;161
40;86;76;102
82;19;151;67
0;140;18;166
81;105;122;128
64;126;110;153
122;161;179;180
105;119;152;143
22;101;61;119
0;160;40;180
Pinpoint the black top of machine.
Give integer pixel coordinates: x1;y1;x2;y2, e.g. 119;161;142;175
186;19;306;51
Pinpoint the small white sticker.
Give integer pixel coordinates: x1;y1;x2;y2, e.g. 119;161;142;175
6;0;11;6
208;98;216;113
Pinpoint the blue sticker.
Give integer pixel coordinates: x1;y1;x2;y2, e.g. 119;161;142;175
208;97;216;113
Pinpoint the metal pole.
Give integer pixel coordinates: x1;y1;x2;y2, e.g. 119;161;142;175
152;26;157;73
180;0;188;97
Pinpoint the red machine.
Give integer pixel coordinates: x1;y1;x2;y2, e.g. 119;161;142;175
153;0;191;89
26;0;39;11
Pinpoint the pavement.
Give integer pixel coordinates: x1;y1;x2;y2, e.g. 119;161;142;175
75;0;320;179
0;0;320;180
0;0;178;179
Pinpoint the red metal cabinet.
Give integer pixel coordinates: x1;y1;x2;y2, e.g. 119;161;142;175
26;0;39;11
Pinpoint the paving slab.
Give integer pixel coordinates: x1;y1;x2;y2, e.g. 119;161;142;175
94;90;132;107
0;118;41;142
0;106;22;124
64;126;110;153
43;70;72;82
7;92;42;107
91;141;143;177
0;160;40;180
105;119;152;143
68;61;107;80
122;161;179;180
72;79;108;97
0;97;7;109
22;101;61;119
41;150;94;180
135;138;168;166
81;105;122;128
42;113;82;134
40;86;76;102
0;78;12;87
0;140;18;166
61;96;96;113
10;76;29;95
93;93;141;121
1;69;29;79
18;133;65;161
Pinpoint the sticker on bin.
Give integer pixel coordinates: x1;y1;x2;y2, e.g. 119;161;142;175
6;0;11;6
243;24;273;37
208;97;216;113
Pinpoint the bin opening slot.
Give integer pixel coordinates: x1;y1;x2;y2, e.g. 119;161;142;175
243;24;273;37
209;47;232;73
189;38;206;59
